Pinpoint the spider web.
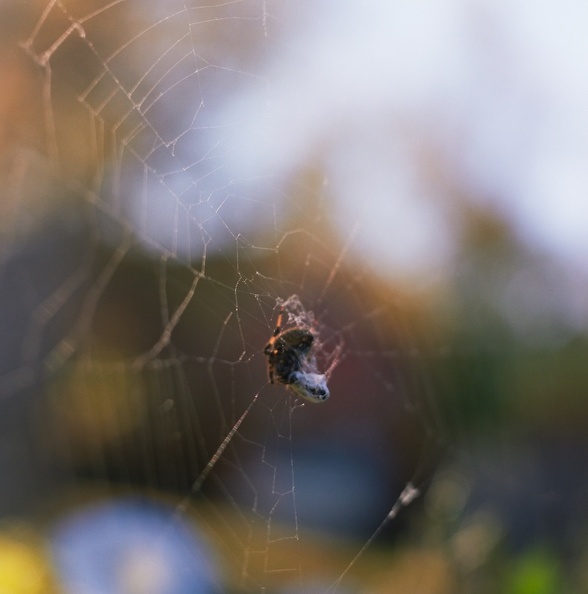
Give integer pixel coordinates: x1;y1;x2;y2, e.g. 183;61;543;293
0;1;447;592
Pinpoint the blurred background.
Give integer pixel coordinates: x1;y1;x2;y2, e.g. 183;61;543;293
2;1;588;592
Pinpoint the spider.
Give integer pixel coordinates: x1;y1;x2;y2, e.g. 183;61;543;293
264;306;330;403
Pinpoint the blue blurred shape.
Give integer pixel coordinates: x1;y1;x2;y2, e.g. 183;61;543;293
51;498;221;594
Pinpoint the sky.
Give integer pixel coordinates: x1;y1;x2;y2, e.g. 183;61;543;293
220;0;588;284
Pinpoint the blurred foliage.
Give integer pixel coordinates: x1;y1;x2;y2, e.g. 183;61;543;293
504;547;563;594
